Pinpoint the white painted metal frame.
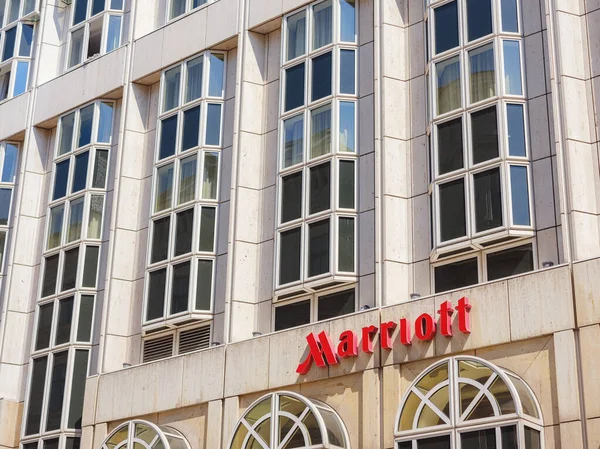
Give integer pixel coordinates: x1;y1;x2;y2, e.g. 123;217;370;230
98;420;191;449
0;141;20;275
166;0;212;23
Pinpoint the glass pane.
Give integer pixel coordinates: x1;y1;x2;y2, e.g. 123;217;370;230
205;103;222;146
46;350;68;430
338;217;354;272
0;70;10;102
170;261;190;314
505;104;526;158
275;300;310;331
0;187;11;225
312;51;332;101
82;245;99;287
418;436;451;449
287;10;306;61
308;219;329;277
62;247;79;291
470;43;496;103
7;0;17;22
146;269;166;321
501;426;518;449
53;159;70;200
280;228;301;285
12;60;28;95
78;104;94;148
59;112;75;156
339;101;355;152
77;295;94;341
461;428;496;448
199;206;216;252
467;395;496;420
72;151;89;192
439;178;466;241
35;303;54;350
436;56;461;115
437;117;463;174
73;0;88;24
474;168;503;232
459;359;492;384
1;143;18;182
340;0;356;42
155;163;174;212
399;392;419;431
92;0;104;16
87;17;102;58
151;216;170;263
106;15;122;52
42;254;59;297
281;172;302;223
55;297;74;345
417;405;445;428
196;259;213;310
487;244;533;281
69;28;85;68
339;50;355;94
0;0;4;26
2;26;16;61
311;103;331;158
159;115;178;159
25;356;48;435
503;40;523;95
283;114;304;167
417;364;449;394
501;0;519;32
179;154;197;203
524;428;541;449
186;56;203;102
175;208;193;256
399;443;412;449
93;149;109;188
510;165;530;225
285;63;305;111
318;288;354;320
339;160;355;208
169;0;185;19
202;152;219;199
430;385;450;419
163;66;181;112
309;162;330;214
45;440;60;449
97;102;114;143
208;53;225;97
88;194;104;239
313;0;332;49
434;258;478;293
467;0;492;41
435;1;458;54
19;24;34;56
0;230;5;269
111;0;123;8
67;350;89;429
68;197;85;242
472;106;499;164
489;376;516;414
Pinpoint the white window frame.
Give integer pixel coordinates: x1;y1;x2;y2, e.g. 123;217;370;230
0;141;20;275
166;0;212;23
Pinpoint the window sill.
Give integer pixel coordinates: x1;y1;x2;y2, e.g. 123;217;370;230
274;274;358;301
142;312;212;336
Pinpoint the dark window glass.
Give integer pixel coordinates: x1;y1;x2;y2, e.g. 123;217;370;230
309;219;330;277
285;63;305;111
510;166;530;226
65;438;81;449
23;443;38;449
25;356;48;435
82;246;99;288
501;0;519;32
275;300;310;331
53;159;70;200
44;440;60;449
59;113;75;156
78;105;94;148
312;52;332;101
280;228;301;285
487;244;533;281
147;269;166;321
19;24;34;57
399;443;412;449
438;118;463;174
55;297;74;345
62;247;79;291
67;349;89;429
339;161;355;208
338;217;355;272
2;27;16;61
77;295;94;342
435;258;478;293
474;168;503;232
281;172;303;223
461;428;496;449
42;254;60;297
199;207;216;252
73;0;88;24
151;216;170;263
418;435;451;449
182;106;200;151
159;115;178;160
501;425;518;449
92;0;104;15
175;208;194;256
318;289;354;321
309;162;331;214
92;149;109;188
507;104;526;157
472;107;499;164
434;2;459;54
72;151;90;193
196;259;213;311
205;103;222;146
467;0;493;41
0;188;12;225
46;351;68;430
524;427;541;449
340;50;355;94
439;179;466;241
36;303;54;350
171;261;190;315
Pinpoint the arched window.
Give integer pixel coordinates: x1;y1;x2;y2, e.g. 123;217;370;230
394;356;543;449
99;420;191;449
228;391;350;449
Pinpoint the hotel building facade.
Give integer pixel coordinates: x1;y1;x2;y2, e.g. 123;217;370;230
0;0;599;448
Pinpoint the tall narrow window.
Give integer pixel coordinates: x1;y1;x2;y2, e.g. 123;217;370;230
0;142;18;273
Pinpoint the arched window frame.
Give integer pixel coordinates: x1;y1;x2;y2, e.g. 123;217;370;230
99;420;191;449
394;356;544;449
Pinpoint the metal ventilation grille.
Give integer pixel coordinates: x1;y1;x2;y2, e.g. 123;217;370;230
178;326;211;355
143;335;174;363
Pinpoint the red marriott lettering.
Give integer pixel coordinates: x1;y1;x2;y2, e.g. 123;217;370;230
296;297;472;375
